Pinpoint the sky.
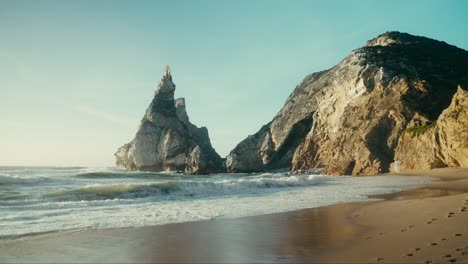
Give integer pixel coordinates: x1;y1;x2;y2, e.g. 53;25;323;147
1;0;468;167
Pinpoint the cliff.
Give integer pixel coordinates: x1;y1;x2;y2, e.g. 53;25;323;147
227;32;468;175
115;66;224;174
394;86;468;170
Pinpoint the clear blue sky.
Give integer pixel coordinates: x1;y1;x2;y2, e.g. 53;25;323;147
1;0;467;167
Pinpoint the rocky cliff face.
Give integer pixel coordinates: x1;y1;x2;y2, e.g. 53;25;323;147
393;86;468;170
115;66;224;174
227;32;468;175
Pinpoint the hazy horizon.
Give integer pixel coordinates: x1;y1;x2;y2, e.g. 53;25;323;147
1;0;468;167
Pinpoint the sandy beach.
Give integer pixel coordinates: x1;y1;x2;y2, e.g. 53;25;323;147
1;168;467;263
321;168;468;263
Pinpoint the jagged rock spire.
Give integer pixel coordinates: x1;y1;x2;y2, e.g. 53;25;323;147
148;65;177;117
163;65;171;77
155;65;175;98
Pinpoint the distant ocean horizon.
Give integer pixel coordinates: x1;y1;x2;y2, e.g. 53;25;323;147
0;166;435;238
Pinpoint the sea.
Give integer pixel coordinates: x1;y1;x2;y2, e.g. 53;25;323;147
0;166;435;238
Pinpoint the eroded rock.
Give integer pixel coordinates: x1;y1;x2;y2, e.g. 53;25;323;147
227;31;468;175
394;86;468;170
115;66;224;174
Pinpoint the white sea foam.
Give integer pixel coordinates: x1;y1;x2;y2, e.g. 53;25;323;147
0;167;436;237
44;174;327;201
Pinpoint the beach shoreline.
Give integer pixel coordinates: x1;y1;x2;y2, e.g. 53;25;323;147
1;168;467;263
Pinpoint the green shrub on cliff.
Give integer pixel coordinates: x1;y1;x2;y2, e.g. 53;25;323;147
403;121;437;138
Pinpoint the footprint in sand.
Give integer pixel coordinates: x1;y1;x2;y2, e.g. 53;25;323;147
425;260;433;264
402;253;413;257
429;242;438;246
448;259;457;263
401;229;407;232
454;233;462;237
376;257;384;262
442;238;447;241
426;221;433;224
414;248;421;251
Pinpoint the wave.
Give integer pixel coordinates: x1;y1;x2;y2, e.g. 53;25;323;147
45;174;326;201
0;167;182;182
74;171;135;179
0;174;52;186
0;174;35;185
0;191;31;201
73;171;182;179
0;174;22;185
0;166;85;173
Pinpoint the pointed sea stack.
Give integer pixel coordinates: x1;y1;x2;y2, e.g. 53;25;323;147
115;66;224;174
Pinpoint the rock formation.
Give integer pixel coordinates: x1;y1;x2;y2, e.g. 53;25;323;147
227;32;468;175
115;66;224;174
393;86;468;170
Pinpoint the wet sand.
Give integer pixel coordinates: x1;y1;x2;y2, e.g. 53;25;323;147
320;168;468;263
1;168;467;263
0;202;363;263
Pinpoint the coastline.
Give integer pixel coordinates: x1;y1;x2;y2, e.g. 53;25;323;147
1;168;467;263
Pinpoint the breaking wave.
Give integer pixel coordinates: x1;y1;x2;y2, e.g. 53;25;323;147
73;171;183;179
45;174;326;201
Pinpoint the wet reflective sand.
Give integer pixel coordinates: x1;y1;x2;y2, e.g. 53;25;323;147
0;202;361;263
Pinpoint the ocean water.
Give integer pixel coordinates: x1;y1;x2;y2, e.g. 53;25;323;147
0;166;435;237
